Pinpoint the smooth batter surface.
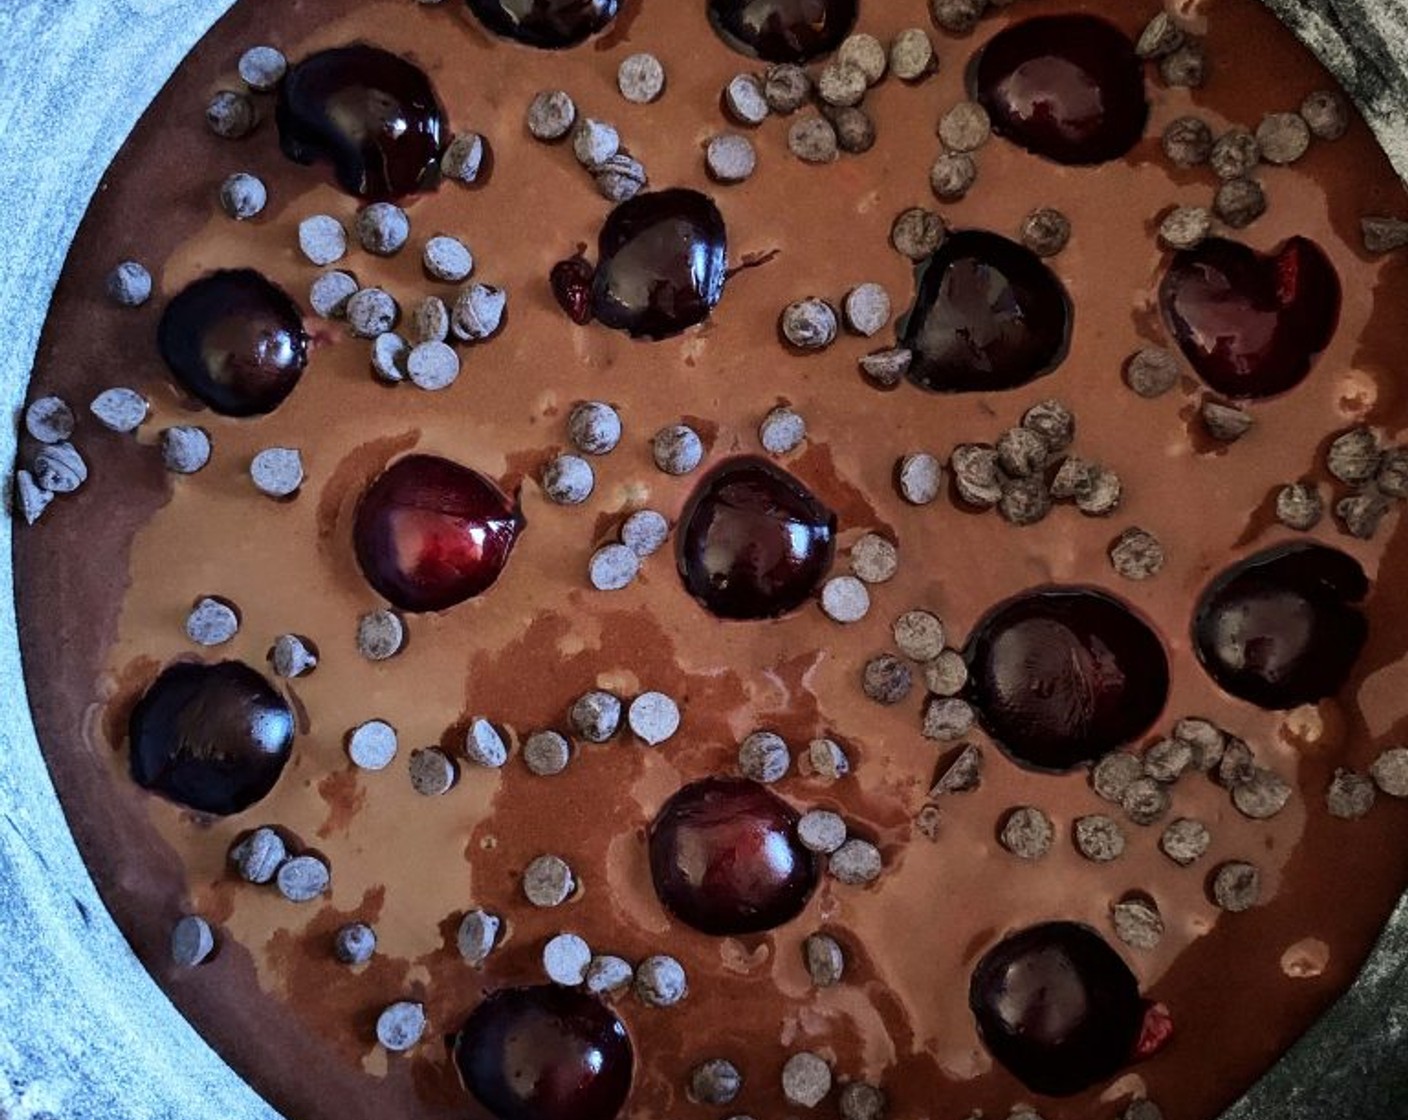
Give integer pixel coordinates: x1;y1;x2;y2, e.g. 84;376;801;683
15;0;1408;1118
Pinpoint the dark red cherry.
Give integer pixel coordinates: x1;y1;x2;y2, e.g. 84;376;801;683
1159;236;1341;400
676;456;836;621
898;230;1072;394
708;0;858;63
966;588;1169;772
276;45;447;201
1192;542;1368;709
972;15;1149;165
129;661;294;816
551;255;596;324
353;454;525;613
969;922;1145;1097
591;189;728;340
452;986;633;1120
649;777;818;935
157;270;308;417
465;0;619;48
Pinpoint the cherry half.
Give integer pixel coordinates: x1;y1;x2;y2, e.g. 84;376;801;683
707;0;858;64
969;922;1145;1097
590;188;728;340
276;45;448;201
676;456;836;621
353;454;525;613
452;986;633;1120
897;230;1072;394
1192;542;1368;709
972;15;1149;166
1159;237;1341;399
129;661;295;816
648;777;818;935
158;270;308;417
466;0;619;48
965;588;1169;772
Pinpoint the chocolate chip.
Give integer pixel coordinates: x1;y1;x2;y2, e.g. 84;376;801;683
760;406;807;455
456;909;501;965
585;955;634;995
890;28;935;81
1162;116;1213;167
1074;466;1122;516
371;333;409;383
890;207;946;260
993;427;1045;478
376;1002;426;1053
1136;11;1185;58
1337;490;1393;539
1371;748;1408;798
808;738;851;779
798;810;847;854
357;203;410;256
1327;426;1381;483
850;533;898;584
1160;818;1211;867
923;697;976;741
334;922;376;965
931;743;983;795
298;215;347;266
1360;215;1408;254
106;260;152;307
238;44;286;91
589;544;640;591
185;597;239;647
1216;737;1255;789
1092;751;1143;803
1019;207;1071;257
706;133;757;183
542;454;595;506
523;854;576;908
30;441;86;495
842;283;891;338
859;347;912;389
409;747;458;796
1210;127;1261;180
1174;717;1226;772
1327;768;1376;819
999;476;1053;527
268;635;316;681
891;610;943;663
451;283;507;342
1376;447;1408;497
247;446;303;498
764;64;812;113
229;827;286;884
1159;205;1212;251
171;915;215;967
804;933;845;986
690;1059;742;1106
567;401;622;456
1143;736;1192;783
521;730;570;776
930;0;984;34
411;296;450;345
839;1082;887;1120
1160;42;1208;89
309;270;358;319
1001;807;1054;860
90;387;149;433
821;576;871;624
24;397;75;446
14;472;51;526
1215;178;1267;230
938;101;991;153
1074;815;1126;862
277;854;330;903
948;444;1000;509
424;235;474;282
463;718;508;769
595;152;649;202
621;509;669;557
628;692;680;746
1110;527;1166;581
818;62;867;108
830;838;882;885
782;1052;834;1109
1256;112;1311;165
1123;1100;1164;1120
543;932;592;986
348;720;397;771
347;288;399;339
207;89;257;138
527;89;577;140
1022;399;1075;452
838;33;887;84
618;52;665;103
635;954;687;1006
725;74;769;126
1121;777;1171;826
1050;455;1095;500
357;609;405;661
1112;896;1164;948
217;172;267;221
897;452;944;505
1302;89;1350;140
1211;861;1261;912
571;691;621;743
828;105;877;153
1123;346;1180;399
1275;482;1324;530
924;650;968;697
739;730;791;783
442;134;486;184
930;152;977;201
915;805;943;840
651;425;705;478
789;115;839;163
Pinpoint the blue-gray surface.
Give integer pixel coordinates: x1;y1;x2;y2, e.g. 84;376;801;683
0;2;1406;1118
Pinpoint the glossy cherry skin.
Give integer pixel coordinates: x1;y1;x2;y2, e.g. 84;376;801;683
970;922;1145;1097
129;661;295;816
649;777;819;935
157;270;309;417
591;189;728;340
1159;237;1341;400
1193;542;1368;709
708;0;858;64
466;0;618;48
966;588;1169;772
898;230;1072;394
353;454;525;613
972;15;1149;165
276;45;448;201
452;986;633;1120
676;456;836;621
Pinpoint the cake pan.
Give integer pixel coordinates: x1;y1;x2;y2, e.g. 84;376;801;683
0;1;1406;1117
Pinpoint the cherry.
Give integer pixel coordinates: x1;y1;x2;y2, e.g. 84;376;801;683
465;0;619;49
1159;237;1341;399
965;588;1169;772
276;45;448;201
897;230;1072;393
969;922;1145;1097
452;986;633;1120
551;255;596;324
128;661;295;816
648;777;818;935
353;454;525;613
972;15;1149;165
707;0;858;64
1192;542;1368;709
676;456;836;621
590;189;728;340
157;270;309;417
